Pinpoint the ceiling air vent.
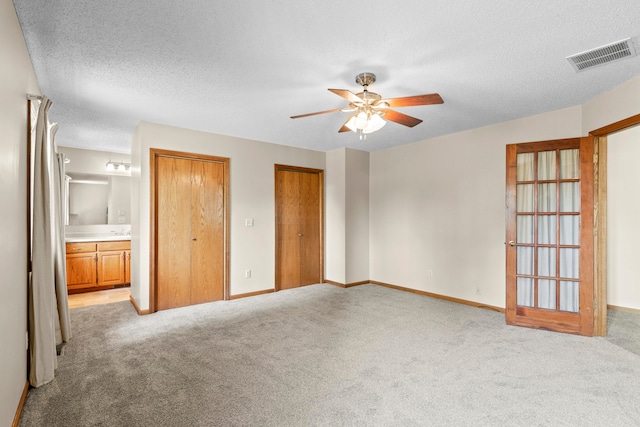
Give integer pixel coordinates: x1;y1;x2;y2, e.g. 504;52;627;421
566;38;636;72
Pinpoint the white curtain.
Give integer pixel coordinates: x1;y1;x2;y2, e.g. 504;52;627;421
29;97;72;387
515;149;580;313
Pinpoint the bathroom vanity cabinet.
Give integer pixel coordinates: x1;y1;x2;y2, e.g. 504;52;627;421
65;240;131;293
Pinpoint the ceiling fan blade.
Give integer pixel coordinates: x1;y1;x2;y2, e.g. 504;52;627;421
382;93;444;108
328;88;362;103
338;114;355;133
384;110;423;127
290;109;342;119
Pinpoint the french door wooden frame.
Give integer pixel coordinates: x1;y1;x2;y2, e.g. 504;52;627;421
505;113;640;336
590;113;640;336
506;137;594;335
274;164;324;291
149;148;230;313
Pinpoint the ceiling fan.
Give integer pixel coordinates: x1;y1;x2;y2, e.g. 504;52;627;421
291;72;444;139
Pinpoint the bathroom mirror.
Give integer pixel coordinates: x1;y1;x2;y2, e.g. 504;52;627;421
67;173;131;225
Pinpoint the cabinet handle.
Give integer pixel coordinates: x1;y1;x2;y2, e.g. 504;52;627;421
72;248;82;251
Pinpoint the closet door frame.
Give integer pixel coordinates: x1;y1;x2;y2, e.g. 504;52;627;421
274;164;324;291
150;148;230;313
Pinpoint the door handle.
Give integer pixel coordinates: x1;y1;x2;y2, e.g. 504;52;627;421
508;241;516;247
191;237;197;241
298;234;303;237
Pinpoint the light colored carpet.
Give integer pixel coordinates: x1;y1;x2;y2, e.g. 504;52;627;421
19;284;640;426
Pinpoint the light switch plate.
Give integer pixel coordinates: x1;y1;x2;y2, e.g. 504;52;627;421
245;218;254;227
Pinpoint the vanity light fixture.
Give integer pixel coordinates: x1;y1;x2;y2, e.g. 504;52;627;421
106;160;130;172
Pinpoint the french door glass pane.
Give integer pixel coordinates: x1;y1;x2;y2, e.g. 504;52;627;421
517;278;534;307
560;281;579;312
560;248;579;279
538;151;556;180
560;149;579;179
560;182;580;212
517;247;534;275
517;216;534;243
538;215;556;244
517;153;534;181
538;183;556;212
517;184;534;212
538;279;556;310
560;215;580;245
537;247;556;277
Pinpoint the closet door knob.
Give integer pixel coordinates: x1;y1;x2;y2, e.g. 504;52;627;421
191;237;197;241
298;233;303;237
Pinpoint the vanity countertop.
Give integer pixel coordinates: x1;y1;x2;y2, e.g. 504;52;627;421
65;234;131;243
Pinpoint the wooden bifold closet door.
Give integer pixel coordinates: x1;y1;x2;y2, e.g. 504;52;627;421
152;150;229;311
275;165;324;290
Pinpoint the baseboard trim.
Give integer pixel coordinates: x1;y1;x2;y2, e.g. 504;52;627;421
129;295;151;315
369;280;505;313
12;380;29;427
608;304;640;315
324;280;369;288
230;289;275;300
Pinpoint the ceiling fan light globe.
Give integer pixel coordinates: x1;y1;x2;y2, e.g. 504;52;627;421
363;113;386;134
345;116;358;132
355;111;368;129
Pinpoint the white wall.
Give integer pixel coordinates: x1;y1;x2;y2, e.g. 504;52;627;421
607;125;640;310
0;0;41;425
324;148;370;285
345;149;369;283
369;74;640;309
130;122;325;310
325;149;346;283
57;146;131;176
370;106;583;308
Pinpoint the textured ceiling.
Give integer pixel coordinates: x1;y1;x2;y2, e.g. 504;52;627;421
13;0;640;154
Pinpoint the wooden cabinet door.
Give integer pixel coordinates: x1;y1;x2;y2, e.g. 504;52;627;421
66;252;97;290
98;251;125;286
125;250;131;284
275;165;323;290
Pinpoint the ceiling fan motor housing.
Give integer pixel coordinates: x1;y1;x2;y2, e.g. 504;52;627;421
355;72;376;87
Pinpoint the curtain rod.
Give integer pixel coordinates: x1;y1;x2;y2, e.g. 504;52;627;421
26;93;44;101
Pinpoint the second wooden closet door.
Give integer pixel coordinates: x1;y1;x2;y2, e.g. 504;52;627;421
156;155;225;310
275;166;323;290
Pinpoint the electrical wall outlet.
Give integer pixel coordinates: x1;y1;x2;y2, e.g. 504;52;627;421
428;270;433;278
245;269;251;278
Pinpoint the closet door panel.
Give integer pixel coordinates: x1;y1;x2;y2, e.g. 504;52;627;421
190;160;225;304
156;156;192;310
276;169;302;290
299;171;321;286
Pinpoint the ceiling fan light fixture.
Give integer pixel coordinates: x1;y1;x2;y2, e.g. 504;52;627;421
291;72;443;139
345;110;386;136
363;113;386;134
